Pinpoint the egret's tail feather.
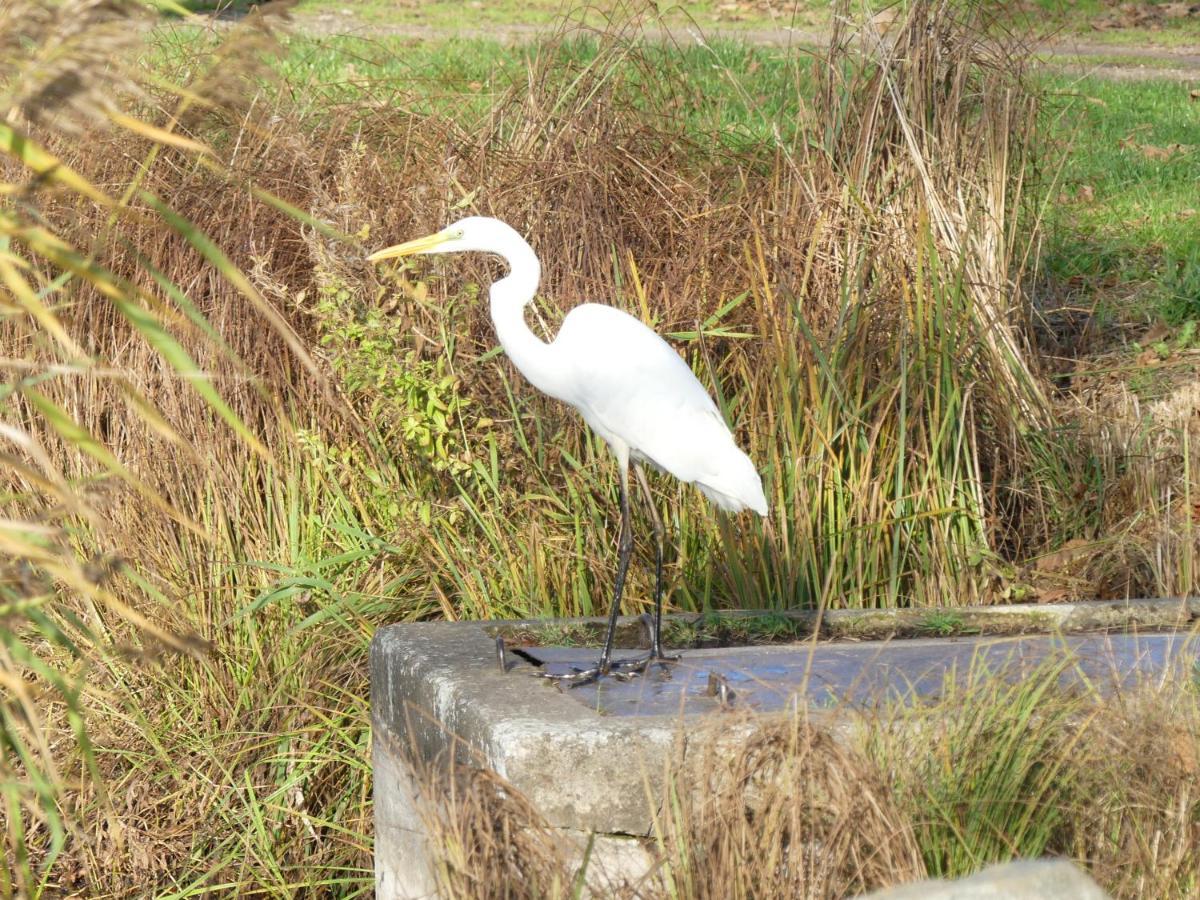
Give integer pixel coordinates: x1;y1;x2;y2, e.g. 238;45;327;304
695;445;768;517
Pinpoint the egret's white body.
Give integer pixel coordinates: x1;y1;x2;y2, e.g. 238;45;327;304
509;301;766;515
369;216;767;682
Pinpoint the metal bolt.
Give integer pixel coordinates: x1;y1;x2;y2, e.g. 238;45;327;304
706;671;735;707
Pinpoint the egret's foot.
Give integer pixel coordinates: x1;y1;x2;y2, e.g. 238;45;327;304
611;651;680;675
635;613;680;670
535;653;679;689
534;663;610;687
535;653;680;688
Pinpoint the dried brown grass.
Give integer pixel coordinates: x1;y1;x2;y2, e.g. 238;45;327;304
416;717;925;900
418;760;573;900
10;0;1061;616
1054;367;1200;599
651;718;925;899
1069;687;1200;898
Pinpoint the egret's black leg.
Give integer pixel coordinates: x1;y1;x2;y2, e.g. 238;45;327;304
634;464;673;661
538;461;634;687
595;467;682;678
598;462;634;674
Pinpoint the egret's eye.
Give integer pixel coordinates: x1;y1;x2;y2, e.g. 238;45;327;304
456;229;465;238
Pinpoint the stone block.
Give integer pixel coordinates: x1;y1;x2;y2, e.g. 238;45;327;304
858;859;1110;899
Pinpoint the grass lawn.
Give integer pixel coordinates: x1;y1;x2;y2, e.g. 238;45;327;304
1041;75;1200;327
282;0;831;31
176;0;1200;46
268;31;809;148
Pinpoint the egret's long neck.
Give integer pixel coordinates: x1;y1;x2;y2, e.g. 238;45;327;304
488;234;564;399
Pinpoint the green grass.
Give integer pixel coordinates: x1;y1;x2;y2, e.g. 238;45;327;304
213;29;812;154
1038;50;1200;69
151;24;812;147
1041;75;1200;324
244;0;1200;47
1059;27;1200;49
917;610;971;636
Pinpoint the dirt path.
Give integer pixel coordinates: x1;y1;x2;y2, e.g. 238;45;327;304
1037;37;1200;81
227;8;1200;79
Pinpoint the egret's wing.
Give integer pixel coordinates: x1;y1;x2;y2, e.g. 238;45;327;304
552;305;753;490
551;303;768;514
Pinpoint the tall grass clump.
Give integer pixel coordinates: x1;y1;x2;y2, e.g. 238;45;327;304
874;659;1088;877
1;2;386;893
1059;375;1200;600
648;718;925;898
1068;686;1200;897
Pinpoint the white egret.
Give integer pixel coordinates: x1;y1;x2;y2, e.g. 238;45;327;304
369;216;767;685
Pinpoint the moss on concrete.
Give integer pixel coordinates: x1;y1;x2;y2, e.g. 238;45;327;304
489;599;1199;650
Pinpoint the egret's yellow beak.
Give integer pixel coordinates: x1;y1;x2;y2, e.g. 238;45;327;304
367;230;451;262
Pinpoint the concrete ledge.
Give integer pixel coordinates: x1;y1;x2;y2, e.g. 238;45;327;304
371;599;1199;897
372;620;683;836
372;619;683;897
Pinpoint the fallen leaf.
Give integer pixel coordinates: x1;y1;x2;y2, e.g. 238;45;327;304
1137;142;1192;161
1116;125;1151;149
1085;96;1107;107
1118;123;1147;146
1035;538;1095;574
1189;89;1200;101
1143;321;1172;344
1178;208;1197;220
1078;184;1095;203
1036;586;1073;604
